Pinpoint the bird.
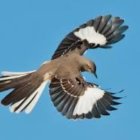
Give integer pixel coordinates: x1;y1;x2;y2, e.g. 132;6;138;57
0;15;128;119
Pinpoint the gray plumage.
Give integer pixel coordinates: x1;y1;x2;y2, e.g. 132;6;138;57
0;15;128;119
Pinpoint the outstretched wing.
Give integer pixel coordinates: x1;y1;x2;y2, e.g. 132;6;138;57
51;15;128;60
49;77;121;119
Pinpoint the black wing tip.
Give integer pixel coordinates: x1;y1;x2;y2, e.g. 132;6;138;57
89;15;128;49
49;79;123;120
66;91;122;120
51;14;128;59
105;91;123;104
70;85;123;119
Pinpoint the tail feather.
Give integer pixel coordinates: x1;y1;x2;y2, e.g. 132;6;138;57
0;71;48;114
0;71;33;92
24;81;48;114
10;81;48;114
1;71;35;76
1;82;38;105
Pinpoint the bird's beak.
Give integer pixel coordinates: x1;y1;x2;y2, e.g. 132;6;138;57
94;72;98;78
91;70;98;78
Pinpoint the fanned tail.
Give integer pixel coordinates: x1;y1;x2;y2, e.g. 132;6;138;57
0;71;48;113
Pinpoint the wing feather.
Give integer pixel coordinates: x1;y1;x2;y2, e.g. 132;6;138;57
49;77;121;119
51;15;128;60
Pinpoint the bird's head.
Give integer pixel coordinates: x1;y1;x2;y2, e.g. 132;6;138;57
81;60;97;78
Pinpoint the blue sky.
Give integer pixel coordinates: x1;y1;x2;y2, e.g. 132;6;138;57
0;0;139;140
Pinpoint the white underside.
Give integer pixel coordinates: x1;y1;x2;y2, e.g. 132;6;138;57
73;86;104;115
74;26;107;45
10;81;48;114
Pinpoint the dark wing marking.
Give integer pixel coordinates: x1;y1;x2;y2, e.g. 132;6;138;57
49;77;121;119
51;15;128;59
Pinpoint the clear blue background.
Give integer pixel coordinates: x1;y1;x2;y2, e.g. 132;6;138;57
0;0;139;140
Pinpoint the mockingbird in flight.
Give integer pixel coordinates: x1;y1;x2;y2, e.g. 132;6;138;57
0;15;128;119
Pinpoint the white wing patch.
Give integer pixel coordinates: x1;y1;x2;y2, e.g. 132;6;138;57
73;86;104;115
74;26;107;45
10;81;48;114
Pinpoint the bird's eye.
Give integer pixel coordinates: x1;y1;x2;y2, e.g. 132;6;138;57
86;64;91;70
